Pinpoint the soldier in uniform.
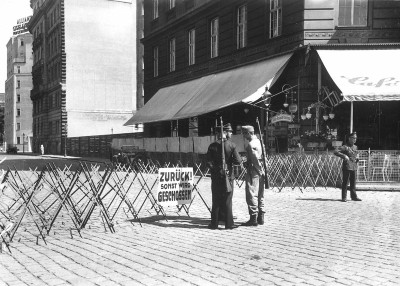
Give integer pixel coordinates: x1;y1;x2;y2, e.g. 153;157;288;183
206;123;242;230
241;125;265;226
334;132;362;202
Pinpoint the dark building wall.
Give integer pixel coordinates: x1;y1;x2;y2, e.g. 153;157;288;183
142;0;306;105
144;0;400;96
141;0;400;141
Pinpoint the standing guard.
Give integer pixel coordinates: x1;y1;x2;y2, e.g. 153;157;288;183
206;121;242;230
334;132;362;202
241;125;266;226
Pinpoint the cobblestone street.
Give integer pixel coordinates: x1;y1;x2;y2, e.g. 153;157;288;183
1;172;399;286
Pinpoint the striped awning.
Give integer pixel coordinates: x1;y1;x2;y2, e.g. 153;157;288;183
124;52;293;125
317;49;400;101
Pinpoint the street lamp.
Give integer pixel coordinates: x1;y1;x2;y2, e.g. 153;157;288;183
282;84;298;110
282;84;291;108
329;108;335;119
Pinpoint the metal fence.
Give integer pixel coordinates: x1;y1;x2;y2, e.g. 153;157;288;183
233;150;400;192
0;160;213;252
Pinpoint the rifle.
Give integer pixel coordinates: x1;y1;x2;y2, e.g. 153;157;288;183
220;117;233;193
256;117;270;189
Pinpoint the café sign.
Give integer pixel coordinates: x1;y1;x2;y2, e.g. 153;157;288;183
271;112;293;124
13;16;32;36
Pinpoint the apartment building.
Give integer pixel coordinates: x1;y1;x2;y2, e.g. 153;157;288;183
126;0;400;150
28;0;138;154
5;27;33;153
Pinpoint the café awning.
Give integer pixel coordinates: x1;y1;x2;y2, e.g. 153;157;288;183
317;49;400;101
124;52;293;125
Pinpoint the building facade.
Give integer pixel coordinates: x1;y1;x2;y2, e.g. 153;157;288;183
132;0;400;151
135;0;145;133
28;0;138;155
0;93;4;147
5;30;33;153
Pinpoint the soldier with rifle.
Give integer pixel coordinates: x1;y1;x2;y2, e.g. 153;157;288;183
206;119;242;230
241;124;267;226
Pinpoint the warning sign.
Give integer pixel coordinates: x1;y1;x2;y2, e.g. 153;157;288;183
157;168;193;206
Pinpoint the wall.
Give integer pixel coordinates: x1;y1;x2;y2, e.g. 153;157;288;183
4;33;33;151
304;0;400;44
64;0;137;137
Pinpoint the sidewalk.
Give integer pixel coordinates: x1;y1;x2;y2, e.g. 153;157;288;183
1;184;399;286
40;154;111;164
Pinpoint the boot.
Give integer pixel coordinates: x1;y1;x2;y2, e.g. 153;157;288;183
257;212;265;225
241;215;258;226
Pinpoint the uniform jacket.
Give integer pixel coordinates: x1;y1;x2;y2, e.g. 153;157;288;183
334;143;359;171
245;135;265;176
207;139;242;179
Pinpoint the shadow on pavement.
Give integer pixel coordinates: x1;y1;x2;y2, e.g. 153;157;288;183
296;198;341;202
127;215;212;229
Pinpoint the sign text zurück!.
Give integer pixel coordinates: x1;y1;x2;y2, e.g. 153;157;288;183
157;168;193;206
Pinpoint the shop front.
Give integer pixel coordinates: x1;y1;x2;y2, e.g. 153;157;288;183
263;46;400;185
125;46;400;185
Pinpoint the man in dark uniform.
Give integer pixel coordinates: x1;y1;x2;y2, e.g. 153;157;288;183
206;123;242;230
334;132;362;202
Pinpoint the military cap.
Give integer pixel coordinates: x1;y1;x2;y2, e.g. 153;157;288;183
223;123;233;132
349;132;357;138
241;125;254;133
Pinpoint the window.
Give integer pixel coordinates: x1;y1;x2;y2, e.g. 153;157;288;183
141;2;144;16
17;137;21;144
17;109;21;116
17;123;21;131
17;94;21;102
188;29;196;65
237;5;247;49
17;80;21;88
169;38;176;72
169;0;175;9
338;0;368;26
153;46;159;77
270;0;282;38
210;18;219;58
153;0;159;20
17;66;21;73
141;56;144;70
21;40;24;46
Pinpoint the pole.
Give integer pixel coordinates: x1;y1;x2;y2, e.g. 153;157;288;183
64;135;67;157
23;133;25;153
350;101;353;133
256;117;269;189
317;58;321;134
220;117;232;193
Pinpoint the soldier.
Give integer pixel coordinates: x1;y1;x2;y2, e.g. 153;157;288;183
206;123;242;230
241;125;265;226
334;132;362;202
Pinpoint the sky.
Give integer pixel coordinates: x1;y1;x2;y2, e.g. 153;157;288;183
0;0;32;93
